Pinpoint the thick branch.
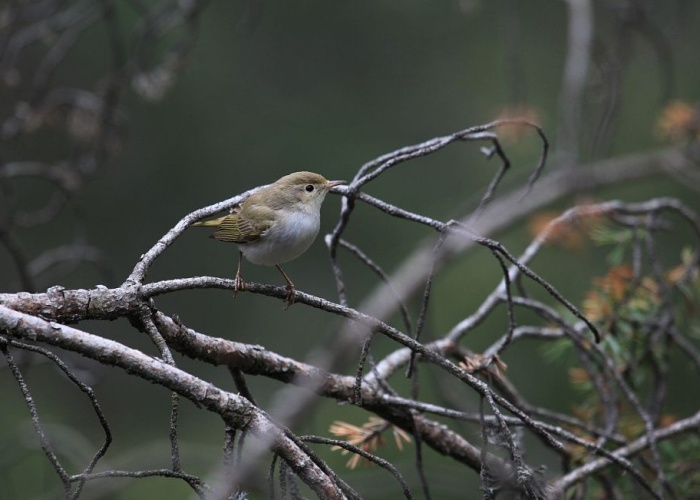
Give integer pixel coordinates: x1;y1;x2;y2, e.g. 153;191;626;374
0;305;346;499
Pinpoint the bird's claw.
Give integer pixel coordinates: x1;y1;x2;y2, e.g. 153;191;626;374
233;273;245;297
283;285;296;309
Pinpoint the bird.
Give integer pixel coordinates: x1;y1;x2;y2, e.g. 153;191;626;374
192;171;345;307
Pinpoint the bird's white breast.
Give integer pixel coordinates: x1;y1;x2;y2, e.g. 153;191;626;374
240;210;321;266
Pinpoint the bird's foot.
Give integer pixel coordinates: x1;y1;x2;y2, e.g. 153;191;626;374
283;285;296;309
233;273;245;297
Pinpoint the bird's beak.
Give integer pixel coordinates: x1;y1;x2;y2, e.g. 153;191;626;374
326;180;346;190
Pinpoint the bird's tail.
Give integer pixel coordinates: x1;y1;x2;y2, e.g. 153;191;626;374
191;216;227;227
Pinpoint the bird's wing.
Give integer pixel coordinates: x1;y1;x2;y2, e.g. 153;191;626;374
211;204;274;243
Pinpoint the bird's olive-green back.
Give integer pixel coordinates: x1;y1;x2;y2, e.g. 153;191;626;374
193;171;331;243
209;204;275;243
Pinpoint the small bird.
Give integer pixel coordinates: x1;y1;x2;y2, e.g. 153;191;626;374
192;171;345;307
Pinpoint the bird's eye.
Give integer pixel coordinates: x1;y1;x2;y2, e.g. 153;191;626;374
305;184;314;192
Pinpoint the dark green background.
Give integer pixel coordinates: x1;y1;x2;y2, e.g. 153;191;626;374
2;1;700;498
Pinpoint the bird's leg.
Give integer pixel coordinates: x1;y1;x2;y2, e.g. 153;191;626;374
234;250;245;295
275;264;296;309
